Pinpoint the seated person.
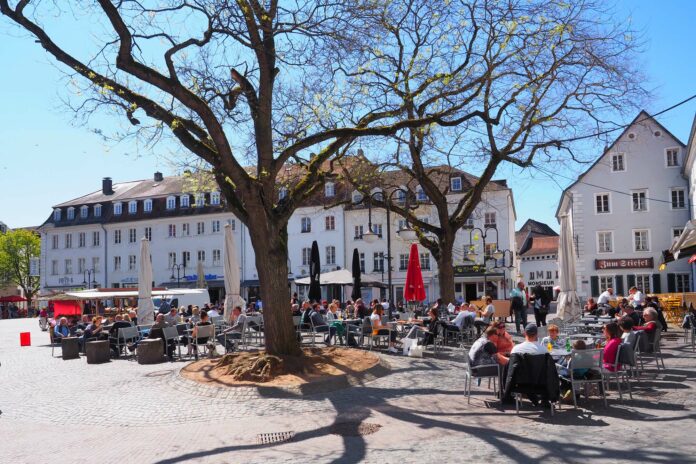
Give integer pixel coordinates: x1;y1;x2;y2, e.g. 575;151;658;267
370;306;398;353
540;324;563;349
469;326;509;369
633;307;661;351
109;314;134;355
308;304;336;345
76;315;91;331
583;298;598;316
557;340;589;402
474;297;495;337
618;316;636;342
291;304;302;317
188;311;213;356
128;310;138;326
492;322;515;354
217;306;245;352
602;322;622;371
148;313;170;339
53;317;71;341
511;323;546;355
164;308;179;326
618;304;641;326
419;307;439;347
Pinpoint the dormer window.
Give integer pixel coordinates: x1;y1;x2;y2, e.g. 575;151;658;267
80;205;89;219
113;202;122;216
372;188;384;202
195;193;205;207
395;189;406;204
94;204;102;217
166;196;176;210
325;182;335;197
279;187;288;200
450;177;462;192
352;190;363;204
67;207;75;220
416;187;427;201
211;191;221;205
180;194;190;208
53;209;62;221
128;200;137;214
144;199;153;213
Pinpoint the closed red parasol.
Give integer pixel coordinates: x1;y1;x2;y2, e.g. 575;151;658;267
689;254;696;264
404;243;426;302
0;295;27;303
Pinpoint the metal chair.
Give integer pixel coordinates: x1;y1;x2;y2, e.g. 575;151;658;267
602;344;633;402
190;324;216;360
113;326;140;359
557;348;606;409
162;326;182;360
49;330;62;357
361;317;390;351
464;361;500;404
637;328;666;370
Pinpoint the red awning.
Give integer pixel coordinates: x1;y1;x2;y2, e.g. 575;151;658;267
404;243;426;302
52;300;82;318
0;295;27;303
689;254;696;264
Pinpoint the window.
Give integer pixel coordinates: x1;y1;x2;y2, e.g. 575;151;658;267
373;252;384;272
128;200;137;214
326;246;336;265
211;220;220;233
182;223;190;236
420;253;431;270
197;222;205;235
179;194;189;208
197;250;206;263
51;235;59;249
484;212;496;228
463;217;474;229
397;219;408;231
168;224;176;237
114;230;121;244
128;255;136;270
168;252;177;268
144;199;153;213
450;177;462;191
92;257;100;273
325;216;336;231
484;243;496;258
359;253;365;273
129;228;136;243
671;188;686;209
53;209;61;221
91;231;100;247
325;182;335;197
51;260;58;275
633;229;649;252
597;231;613;253
599;275;614;293
611;153;625;172
666;148;679;167
144;227;152;241
635;274;651;293
672;228;684;241
65;234;72;249
65;259;72;274
78;232;86;248
166;196;176;210
675;274;690;292
372;223;383;238
631;190;647;212
195;193;205;207
78;258;85;274
595;193;610;214
94;204;102;217
416;187;427;201
230;219;236;230
301;217;311;233
302;247;311;266
399;254;409;271
279;187;288;200
67;207;75;220
212;249;221;266
80;205;88;219
354;225;364;240
211;192;221;205
182;251;190;266
395;189;406;204
113;256;121;271
113;203;122;215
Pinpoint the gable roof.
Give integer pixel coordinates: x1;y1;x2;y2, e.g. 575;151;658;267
520;235;559;257
555;110;686;219
515;219;558;253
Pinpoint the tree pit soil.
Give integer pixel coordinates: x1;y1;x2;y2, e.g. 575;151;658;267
181;347;380;387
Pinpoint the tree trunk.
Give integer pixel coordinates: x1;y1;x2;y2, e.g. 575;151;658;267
436;233;456;304
246;212;301;357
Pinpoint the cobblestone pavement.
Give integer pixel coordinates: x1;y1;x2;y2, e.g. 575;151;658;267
1;318;694;463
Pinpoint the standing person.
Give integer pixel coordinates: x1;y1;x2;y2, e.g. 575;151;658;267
531;285;550;327
510;282;528;334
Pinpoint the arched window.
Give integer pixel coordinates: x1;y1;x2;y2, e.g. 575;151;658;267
144;199;153;213
166;196;176;210
67;207;75;220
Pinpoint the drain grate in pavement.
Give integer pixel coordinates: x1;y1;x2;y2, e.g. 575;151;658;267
256;432;295;445
330;422;382;437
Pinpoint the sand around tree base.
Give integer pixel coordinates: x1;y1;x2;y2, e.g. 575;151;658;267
181;347;380;386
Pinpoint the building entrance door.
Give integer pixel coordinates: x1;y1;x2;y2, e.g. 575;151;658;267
465;283;478;302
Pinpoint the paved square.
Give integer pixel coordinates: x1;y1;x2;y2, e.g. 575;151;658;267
1;319;694;463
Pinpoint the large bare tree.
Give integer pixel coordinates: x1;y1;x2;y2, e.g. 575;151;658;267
338;0;646;303
0;0;509;356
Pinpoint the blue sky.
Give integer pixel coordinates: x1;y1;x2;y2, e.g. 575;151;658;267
0;1;695;231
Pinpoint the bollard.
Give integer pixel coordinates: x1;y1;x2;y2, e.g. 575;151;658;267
20;332;31;346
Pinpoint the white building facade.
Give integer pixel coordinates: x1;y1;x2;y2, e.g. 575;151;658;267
556;112;692;298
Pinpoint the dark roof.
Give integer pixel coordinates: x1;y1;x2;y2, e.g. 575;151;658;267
55;176;187;207
516;219;558;253
520;236;559;256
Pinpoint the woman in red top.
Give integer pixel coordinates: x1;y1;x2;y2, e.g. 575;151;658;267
633;307;659;334
602;322;622;371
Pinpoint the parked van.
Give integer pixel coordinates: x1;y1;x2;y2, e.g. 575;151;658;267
153;289;209;313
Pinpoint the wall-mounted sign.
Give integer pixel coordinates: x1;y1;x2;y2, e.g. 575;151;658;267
29;257;40;277
58;277;74;285
184;274;221;281
528;280;556;286
121;277;138;284
594;258;653;270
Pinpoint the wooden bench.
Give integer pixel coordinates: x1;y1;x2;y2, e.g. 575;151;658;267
492;300;512;322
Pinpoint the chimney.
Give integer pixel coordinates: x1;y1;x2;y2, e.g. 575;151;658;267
154;171;164;182
102;177;113;195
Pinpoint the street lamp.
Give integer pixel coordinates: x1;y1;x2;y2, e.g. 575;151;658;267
170;263;186;288
466;226;501;298
82;268;98;288
493;249;515;299
358;188;418;311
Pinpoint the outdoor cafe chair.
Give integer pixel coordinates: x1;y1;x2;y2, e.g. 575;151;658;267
505;353;561;416
602;344;634;402
638;328;666;370
464;361;500;404
557;348;607;409
308;317;330;347
162;326;182;361
49;330;61;357
361;317;391;351
137;324;153;338
190;324;216;360
114;326;140;360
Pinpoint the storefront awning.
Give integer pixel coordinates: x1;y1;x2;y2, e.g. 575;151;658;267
663;219;696;264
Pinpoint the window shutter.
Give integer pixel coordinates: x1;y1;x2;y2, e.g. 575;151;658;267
652;274;661;294
667;273;676;293
590;276;599;297
615;275;624;296
627;274;636;290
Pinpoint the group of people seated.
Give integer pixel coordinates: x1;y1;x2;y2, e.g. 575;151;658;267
584;287;668;330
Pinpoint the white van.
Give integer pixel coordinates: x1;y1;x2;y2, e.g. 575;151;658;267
153;289;210;313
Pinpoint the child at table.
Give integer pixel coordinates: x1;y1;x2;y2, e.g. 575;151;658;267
541;324;564;349
558;340;590;402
